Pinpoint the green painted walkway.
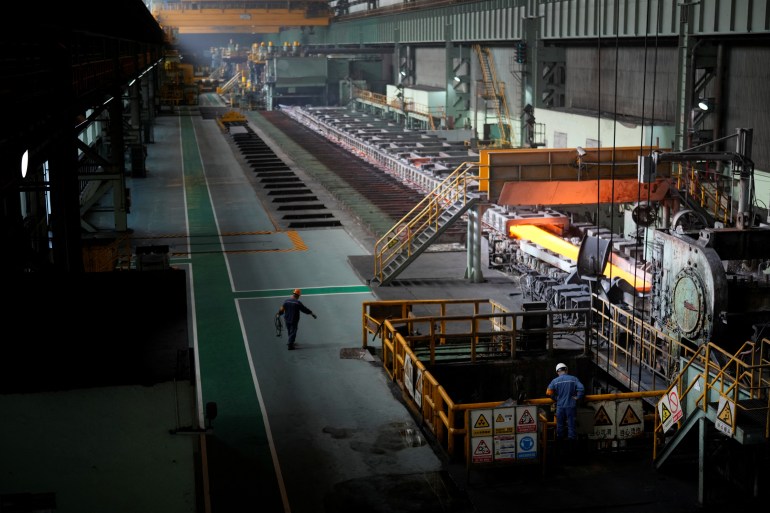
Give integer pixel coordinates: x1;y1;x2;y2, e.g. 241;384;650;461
174;108;443;513
179;114;284;511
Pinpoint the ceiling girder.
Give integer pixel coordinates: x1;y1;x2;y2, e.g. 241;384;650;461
153;8;331;34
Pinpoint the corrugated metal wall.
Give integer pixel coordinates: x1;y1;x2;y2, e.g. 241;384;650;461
296;0;770;177
566;46;678;121
726;46;770;186
322;0;768;45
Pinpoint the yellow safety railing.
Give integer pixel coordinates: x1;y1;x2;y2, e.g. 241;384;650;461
372;161;478;283
353;87;444;129
362;298;592;457
363;297;770;463
653;338;770;460
590;296;698;389
672;163;733;226
354;88;388;105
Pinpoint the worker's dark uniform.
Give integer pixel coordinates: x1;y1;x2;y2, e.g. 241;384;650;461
546;373;585;440
279;296;313;349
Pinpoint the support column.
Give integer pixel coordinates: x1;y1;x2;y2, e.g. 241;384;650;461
697;415;705;505
445;23;471;130
108;83;129;232
465;205;484;283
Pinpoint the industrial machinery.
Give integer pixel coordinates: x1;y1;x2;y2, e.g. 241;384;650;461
647;130;770;349
484;129;770;354
284;104;770;355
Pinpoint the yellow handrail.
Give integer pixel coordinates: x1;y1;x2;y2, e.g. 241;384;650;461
363;297;770;463
652;339;770;460
372;161;478;282
673;163;733;225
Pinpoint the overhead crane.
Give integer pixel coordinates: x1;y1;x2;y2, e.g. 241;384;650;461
152;0;332;34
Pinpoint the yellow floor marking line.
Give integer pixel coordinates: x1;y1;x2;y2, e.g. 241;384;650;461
132;230;308;256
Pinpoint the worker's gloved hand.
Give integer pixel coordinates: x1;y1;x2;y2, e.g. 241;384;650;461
312;313;317;319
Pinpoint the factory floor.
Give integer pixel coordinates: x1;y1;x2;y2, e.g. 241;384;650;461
131;99;761;513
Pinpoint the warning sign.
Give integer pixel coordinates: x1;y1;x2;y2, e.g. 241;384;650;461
470;410;493;437
471;436;494;463
475;415;490;428
414;369;423;408
493;407;515;434
616;400;644;439
515;406;538;433
588;401;617;440
714;396;735;437
403;354;414;398
594;406;613;425
658;385;683;433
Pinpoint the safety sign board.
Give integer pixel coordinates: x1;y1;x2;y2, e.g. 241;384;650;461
493;407;515;434
414;368;423;408
516;433;538;459
471;436;494;463
616;400;644;439
588;401;616;439
403;354;414;399
470;406;540;465
515;405;538;433
470;409;493;437
714;396;735;437
492;407;517;461
658;385;684;433
494;435;517;460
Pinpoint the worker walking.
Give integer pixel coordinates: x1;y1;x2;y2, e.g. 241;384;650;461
277;289;317;350
546;362;585;441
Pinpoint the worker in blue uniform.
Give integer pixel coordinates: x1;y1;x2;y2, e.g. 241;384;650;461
546;362;585;440
277;289;317;350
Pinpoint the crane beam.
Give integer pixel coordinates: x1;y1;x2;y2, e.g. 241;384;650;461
154;8;332;34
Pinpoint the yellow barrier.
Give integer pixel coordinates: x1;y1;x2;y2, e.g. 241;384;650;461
652;338;770;460
363;298;593;458
364;297;770;465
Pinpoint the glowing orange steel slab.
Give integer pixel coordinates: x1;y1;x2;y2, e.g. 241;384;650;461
509;225;651;292
497;178;669;206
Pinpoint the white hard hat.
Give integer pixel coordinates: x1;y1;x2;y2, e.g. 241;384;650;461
556;363;568;372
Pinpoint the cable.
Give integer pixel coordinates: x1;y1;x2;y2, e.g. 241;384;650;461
275;314;283;337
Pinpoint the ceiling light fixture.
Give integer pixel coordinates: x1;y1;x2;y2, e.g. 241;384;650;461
20;149;29;178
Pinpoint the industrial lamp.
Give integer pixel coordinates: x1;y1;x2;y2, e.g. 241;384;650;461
696;98;714;111
20;149;29;178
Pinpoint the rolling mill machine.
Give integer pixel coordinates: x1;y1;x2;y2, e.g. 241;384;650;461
289;105;770;368
479;128;770;368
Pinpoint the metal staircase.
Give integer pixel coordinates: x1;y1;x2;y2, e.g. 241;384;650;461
371;162;480;286
473;45;514;148
216;71;242;96
653;340;770;503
